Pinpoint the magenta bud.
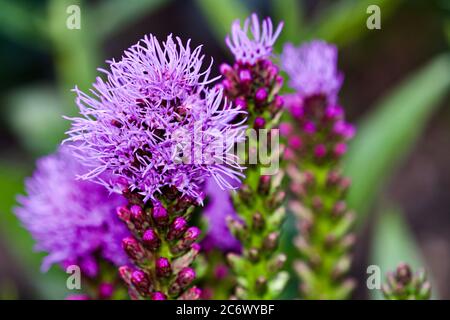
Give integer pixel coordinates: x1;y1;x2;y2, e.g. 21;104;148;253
167;217;188;241
122;236;146;262
314;144;327;158
220;63;232;76
152;205;169;226
334;143;347;157
303;121;316;134
325;105;344;119
116;206;131;222
274;95;284;108
142;229;161;251
239;69;252;83
151;292;167;300
255;88;268;102
191;243;201;252
253;116;266;129
176;267;196;288
130;205;145;222
99;283;114;299
288;136;302;150
184;226;201;241
235;97;247;110
214;265;229;279
131;270;150;292
156;257;172;277
222;79;232;91
279;122;292;137
118;265;133;284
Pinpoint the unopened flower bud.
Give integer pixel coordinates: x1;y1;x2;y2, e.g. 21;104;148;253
252;212;264;231
220;63;232;76
116;206;131;222
142;228;161;251
98;283;114;299
255;88;268;102
263;232;279;251
176;267;196;288
122;236;146;262
179;286;202;300
150;292;167;300
152;205;169;226
156;257;172;277
167;217;188;241
235;97;247;110
239;69;252;83
130;205;145;226
253;116;266;129
131;270;150;293
334;143;347;157
314;144;327;158
118;265;133;285
257;175;271;195
255;276;267;294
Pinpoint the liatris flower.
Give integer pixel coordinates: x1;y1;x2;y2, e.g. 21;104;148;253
66;34;246;300
66;34;246;204
14;146;129;275
221;14;284;127
281;40;355;299
281;40;343;104
220;14;288;299
382;263;431;300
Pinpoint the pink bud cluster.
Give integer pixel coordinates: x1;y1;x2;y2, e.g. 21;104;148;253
117;189;202;300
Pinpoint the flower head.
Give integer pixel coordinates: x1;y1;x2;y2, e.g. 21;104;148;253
14;146;129;274
65;34;246;203
281;40;343;103
226;13;283;65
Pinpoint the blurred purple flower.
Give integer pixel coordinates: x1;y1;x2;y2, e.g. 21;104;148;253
15;146;129;274
65;34;246;204
281;40;343;104
202;178;241;252
226;13;283;65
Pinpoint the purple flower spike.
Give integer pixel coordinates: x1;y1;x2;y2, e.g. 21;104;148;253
281;40;343;104
65;34;247;203
226;13;283;65
14;146;129;272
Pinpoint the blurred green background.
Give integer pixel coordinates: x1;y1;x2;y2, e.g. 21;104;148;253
0;0;449;299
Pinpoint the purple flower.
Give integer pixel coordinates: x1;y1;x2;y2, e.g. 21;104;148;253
281;40;343;104
226;13;283;65
202;178;241;252
14;146;129;274
65;34;246;203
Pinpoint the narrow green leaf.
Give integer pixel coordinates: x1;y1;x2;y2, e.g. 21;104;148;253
344;54;450;220
270;0;304;51
47;0;100;114
195;0;250;48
